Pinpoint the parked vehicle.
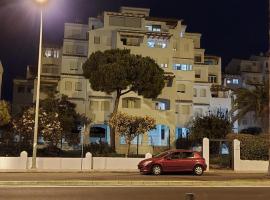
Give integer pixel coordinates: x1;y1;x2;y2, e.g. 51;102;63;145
138;149;207;175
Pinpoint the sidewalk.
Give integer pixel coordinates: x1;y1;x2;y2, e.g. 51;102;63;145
0;170;268;187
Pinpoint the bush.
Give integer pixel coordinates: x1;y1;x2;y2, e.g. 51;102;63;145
83;142;115;157
227;133;269;160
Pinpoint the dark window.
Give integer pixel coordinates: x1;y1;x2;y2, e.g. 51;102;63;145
181;152;194;159
195;56;202;63
161;128;165;140
195;74;200;78
121;38;127;45
170;152;181;159
17;86;25;93
27;86;32;93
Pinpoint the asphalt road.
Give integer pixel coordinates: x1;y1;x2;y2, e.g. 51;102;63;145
0;187;269;200
0;172;268;182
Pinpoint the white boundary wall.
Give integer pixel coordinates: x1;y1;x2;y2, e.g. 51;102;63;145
0;152;150;171
233;139;269;172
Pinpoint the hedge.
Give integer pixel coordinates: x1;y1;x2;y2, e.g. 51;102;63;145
226;133;269;160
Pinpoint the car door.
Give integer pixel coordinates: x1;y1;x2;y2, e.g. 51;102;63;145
162;152;182;172
177;152;195;171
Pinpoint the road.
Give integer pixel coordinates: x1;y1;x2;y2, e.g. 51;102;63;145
0;187;269;200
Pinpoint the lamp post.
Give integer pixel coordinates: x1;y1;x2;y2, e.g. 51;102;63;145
31;0;48;169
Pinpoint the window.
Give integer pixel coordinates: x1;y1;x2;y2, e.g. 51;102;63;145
17;86;25;93
173;64;192;71
195;55;202;63
208;75;217;83
226;79;232;84
161;128;165;140
89;101;99;111
200;89;206;97
160;64;168;68
233;79;239;84
94;36;100;44
65;81;72;91
147;38;168;48
195;70;201;78
145;25;161;32
193;88;197;97
181;105;190;115
27;86;32;93
101;101;110;111
75;82;82;91
169;152;181;159
122;98;141;109
181;152;194;159
69;60;78;71
152;25;161;32
177;84;186;93
242;119;248;125
155;102;166;110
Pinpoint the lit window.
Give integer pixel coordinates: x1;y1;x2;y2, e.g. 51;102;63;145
233;79;239;84
226;79;231;84
160;64;168;68
173;64;192;71
194;108;203;117
155;102;166;110
208;75;217;83
152;25;161;32
147;38;168;48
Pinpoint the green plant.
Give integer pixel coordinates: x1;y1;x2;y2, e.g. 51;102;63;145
227;133;269;160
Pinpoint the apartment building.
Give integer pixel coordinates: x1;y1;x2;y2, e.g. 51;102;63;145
12;45;62;115
225;54;269;132
59;7;234;154
0;61;3;99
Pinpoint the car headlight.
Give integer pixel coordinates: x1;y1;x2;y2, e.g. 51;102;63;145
143;160;153;166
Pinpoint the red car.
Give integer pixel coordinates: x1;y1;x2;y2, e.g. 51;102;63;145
138;150;207;175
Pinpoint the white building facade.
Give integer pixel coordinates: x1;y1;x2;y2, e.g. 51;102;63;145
59;7;235;154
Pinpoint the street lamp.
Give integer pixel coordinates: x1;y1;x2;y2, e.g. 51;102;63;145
31;0;48;169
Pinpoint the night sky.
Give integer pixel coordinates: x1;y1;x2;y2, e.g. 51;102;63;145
0;0;268;101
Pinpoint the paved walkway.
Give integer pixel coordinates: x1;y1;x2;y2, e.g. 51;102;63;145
0;171;269;186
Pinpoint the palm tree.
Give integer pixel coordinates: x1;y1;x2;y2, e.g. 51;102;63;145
231;85;269;133
232;84;270;175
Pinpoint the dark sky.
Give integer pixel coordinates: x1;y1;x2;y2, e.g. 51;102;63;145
0;0;268;101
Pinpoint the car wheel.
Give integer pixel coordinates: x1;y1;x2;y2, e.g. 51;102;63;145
152;165;162;175
193;165;203;176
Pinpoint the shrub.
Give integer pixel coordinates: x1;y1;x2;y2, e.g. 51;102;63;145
83;142;115;157
227;133;269;160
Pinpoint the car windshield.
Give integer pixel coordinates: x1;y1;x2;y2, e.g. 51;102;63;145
153;151;170;158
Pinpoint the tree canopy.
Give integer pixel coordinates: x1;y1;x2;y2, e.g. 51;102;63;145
12;107;63;146
109;112;156;156
0;100;11;127
189;114;232;141
83;49;165;149
231;85;269;132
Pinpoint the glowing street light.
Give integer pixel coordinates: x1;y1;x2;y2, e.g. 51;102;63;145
31;0;48;169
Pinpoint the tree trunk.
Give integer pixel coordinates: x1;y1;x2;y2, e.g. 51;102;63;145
110;90;121;150
126;141;131;158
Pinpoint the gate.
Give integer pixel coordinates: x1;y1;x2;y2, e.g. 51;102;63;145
209;139;232;169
